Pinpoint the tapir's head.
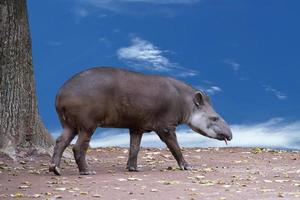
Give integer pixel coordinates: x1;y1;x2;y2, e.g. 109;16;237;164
187;91;232;143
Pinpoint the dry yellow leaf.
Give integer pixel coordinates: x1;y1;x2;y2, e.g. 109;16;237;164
11;192;24;198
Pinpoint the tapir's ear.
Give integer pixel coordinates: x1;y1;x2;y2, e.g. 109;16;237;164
193;91;205;107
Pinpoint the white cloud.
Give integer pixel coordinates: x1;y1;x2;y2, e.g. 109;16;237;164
197;85;222;96
263;85;287;100
51;118;300;150
118;37;171;71
224;59;240;71
205;86;222;95
176;71;198;77
117;37;197;76
227;118;298;148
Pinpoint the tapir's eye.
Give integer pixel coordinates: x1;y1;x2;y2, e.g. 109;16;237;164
209;116;219;122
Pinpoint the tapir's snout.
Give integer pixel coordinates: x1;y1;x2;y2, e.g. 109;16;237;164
213;122;232;141
209;116;232;141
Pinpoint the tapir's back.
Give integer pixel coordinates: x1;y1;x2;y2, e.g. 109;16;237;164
57;67;176;109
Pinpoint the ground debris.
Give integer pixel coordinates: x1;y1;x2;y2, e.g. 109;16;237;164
0;147;299;200
251;147;265;154
158;180;180;185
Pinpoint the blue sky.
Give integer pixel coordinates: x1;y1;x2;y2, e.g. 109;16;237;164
27;0;300;149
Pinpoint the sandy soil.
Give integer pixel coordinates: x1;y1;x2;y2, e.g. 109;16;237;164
0;147;300;200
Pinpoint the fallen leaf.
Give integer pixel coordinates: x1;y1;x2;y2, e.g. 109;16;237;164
199;180;215;186
260;189;275;192
278;193;284;198
10;192;24;198
31;194;41;198
127;177;142;181
18;185;29;189
158;180;180;185
54;187;66;191
263;180;272;183
117;156;125;159
195;175;205;180
202;167;214;172
22;181;31;186
19;161;26;165
80;192;88;195
274;180;289;183
92;194;102;198
252;147;264;154
45;192;52;196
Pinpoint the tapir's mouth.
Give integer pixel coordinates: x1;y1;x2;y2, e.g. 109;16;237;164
191;126;232;143
215;133;232;146
216;133;232;141
211;124;232;141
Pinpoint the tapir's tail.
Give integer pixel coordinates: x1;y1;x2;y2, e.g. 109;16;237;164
55;93;69;129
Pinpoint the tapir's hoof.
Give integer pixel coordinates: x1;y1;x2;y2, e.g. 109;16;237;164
127;166;139;172
49;164;61;176
126;164;139;172
79;170;96;175
180;163;192;170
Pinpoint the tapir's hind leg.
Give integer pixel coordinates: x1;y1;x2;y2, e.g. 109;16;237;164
49;127;76;175
127;129;143;171
73;130;94;175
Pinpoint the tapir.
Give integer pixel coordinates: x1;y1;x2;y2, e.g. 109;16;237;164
49;67;232;175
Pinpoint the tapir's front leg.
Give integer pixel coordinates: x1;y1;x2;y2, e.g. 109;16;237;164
127;129;143;171
156;130;192;170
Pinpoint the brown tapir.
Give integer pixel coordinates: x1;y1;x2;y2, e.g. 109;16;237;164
49;67;232;175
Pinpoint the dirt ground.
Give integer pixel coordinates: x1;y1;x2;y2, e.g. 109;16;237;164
0;147;300;200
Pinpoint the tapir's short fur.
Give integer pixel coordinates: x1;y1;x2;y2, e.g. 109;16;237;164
49;67;232;175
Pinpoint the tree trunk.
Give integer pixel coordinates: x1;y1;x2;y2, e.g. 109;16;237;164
0;0;53;159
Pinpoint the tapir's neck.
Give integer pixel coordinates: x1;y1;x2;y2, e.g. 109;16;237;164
167;77;197;125
179;94;195;125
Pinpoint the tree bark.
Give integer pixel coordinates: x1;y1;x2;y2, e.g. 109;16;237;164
0;0;53;158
